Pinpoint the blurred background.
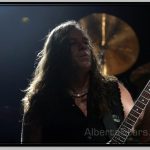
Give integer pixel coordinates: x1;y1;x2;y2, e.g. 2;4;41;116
0;3;149;144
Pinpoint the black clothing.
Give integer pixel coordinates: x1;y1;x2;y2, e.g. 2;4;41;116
42;95;109;144
22;79;125;144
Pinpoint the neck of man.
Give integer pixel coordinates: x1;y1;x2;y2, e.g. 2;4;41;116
70;70;90;92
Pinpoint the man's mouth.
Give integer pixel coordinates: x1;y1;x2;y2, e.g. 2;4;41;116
79;50;90;57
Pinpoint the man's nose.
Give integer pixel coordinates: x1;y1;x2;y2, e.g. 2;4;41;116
79;42;87;50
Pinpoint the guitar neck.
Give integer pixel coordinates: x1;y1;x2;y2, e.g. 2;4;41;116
110;80;150;144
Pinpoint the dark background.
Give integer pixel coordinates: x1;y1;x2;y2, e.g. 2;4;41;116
0;3;149;144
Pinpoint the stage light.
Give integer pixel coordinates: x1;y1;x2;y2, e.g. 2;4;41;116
21;16;30;24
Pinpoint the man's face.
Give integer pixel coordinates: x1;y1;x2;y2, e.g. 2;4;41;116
69;28;91;72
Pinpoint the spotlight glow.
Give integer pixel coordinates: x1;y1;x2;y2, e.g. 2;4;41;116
21;17;30;24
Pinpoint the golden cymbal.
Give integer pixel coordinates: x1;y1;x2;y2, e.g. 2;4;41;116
79;13;140;75
130;63;150;88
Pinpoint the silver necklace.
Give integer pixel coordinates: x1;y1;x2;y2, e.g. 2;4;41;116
69;88;88;98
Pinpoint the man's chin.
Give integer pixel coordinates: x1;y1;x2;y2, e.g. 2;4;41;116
80;62;91;71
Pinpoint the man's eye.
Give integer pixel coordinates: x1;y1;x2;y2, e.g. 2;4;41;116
83;40;89;44
84;41;89;44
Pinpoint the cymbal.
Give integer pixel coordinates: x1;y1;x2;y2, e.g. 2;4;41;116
79;13;139;75
130;63;150;88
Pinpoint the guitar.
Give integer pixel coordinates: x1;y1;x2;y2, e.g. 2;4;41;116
107;80;150;144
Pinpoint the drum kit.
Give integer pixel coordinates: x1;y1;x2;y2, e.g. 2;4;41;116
78;13;149;89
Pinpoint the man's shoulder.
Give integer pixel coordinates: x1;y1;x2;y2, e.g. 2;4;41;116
103;75;118;85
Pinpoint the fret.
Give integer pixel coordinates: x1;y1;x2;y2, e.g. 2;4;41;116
128;113;137;122
113;135;124;143
111;125;131;144
115;133;126;141
138;96;149;105
123;121;133;129
141;95;149;101
137;99;147;106
121;124;131;132
116;130;127;139
118;132;127;139
125;117;135;126
135;100;145;109
111;139;120;144
118;127;129;136
130;109;140;118
145;85;150;94
125;121;133;128
141;91;150;100
133;105;143;114
112;137;121;143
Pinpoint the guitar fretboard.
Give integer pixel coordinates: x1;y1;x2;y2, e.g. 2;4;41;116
110;80;150;144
